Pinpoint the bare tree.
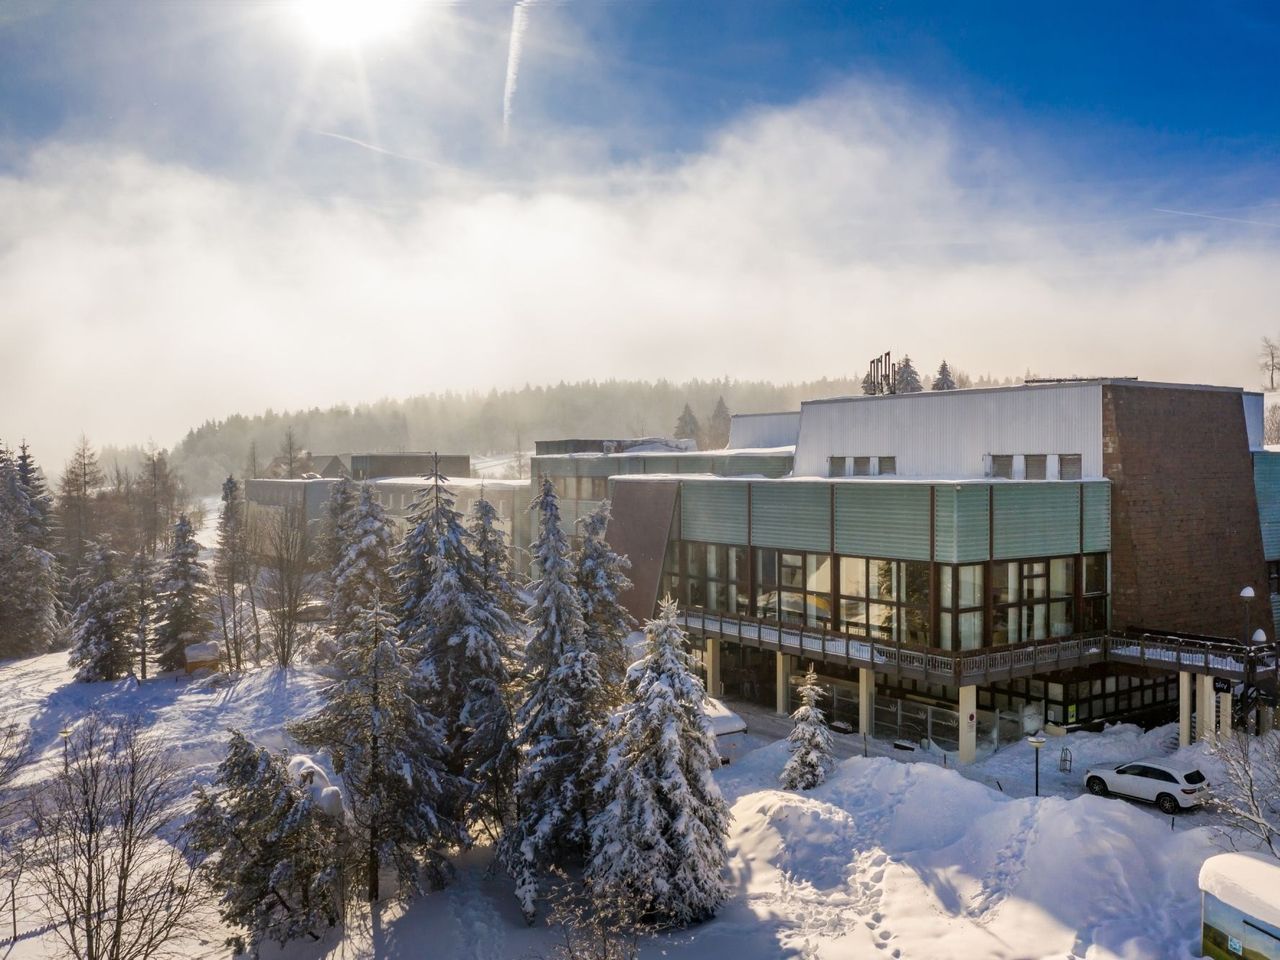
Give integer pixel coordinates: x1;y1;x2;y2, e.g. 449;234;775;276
535;871;646;960
1210;730;1280;859
1262;336;1280;391
1265;405;1280;447
262;505;311;667
0;722;31;945
26;715;197;960
279;427;301;480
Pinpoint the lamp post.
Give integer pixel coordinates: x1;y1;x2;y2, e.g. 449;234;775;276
59;726;71;774
1028;732;1047;797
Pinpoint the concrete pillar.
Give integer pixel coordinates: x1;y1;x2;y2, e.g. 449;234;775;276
958;685;977;765
775;652;789;716
858;668;873;737
1178;672;1192;748
1218;691;1233;735
1196;674;1216;742
705;637;721;699
1261;706;1275;735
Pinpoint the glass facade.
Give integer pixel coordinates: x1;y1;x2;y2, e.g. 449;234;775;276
667;539;1109;651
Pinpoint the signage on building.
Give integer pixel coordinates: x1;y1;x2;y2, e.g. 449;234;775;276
1214;677;1231;694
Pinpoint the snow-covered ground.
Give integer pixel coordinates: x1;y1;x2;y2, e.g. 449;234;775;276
0;652;1241;959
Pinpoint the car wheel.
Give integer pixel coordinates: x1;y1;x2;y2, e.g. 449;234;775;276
1086;776;1108;797
1156;793;1179;815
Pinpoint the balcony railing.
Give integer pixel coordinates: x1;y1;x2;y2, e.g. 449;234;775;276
677;609;1278;685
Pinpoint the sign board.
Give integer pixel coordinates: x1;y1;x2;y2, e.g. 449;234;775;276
1214;677;1231;694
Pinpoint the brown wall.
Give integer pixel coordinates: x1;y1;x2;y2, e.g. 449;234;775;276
604;479;679;624
1103;384;1267;639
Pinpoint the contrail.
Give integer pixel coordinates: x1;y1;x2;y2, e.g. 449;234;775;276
502;0;538;145
1154;208;1280;228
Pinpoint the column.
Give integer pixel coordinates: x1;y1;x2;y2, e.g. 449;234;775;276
1218;691;1233;735
775;652;789;716
705;637;721;699
858;667;873;737
1261;706;1275;735
1196;674;1216;742
958;685;977;765
1178;672;1192;748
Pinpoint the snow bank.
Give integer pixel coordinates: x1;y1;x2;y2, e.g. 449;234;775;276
1199;851;1280;929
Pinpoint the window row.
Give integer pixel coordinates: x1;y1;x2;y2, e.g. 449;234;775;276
987;453;1082;480
828;456;896;478
549;476;610;501
667;541;1109;651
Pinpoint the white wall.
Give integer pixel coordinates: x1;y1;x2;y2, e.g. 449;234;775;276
727;411;801;449
792;382;1105;479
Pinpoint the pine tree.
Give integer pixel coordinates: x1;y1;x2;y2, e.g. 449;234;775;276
707;396;732;449
332;483;395;646
153;514;214;673
674;404;700;445
290;597;466;900
15;440;55;554
0;447;61;658
57;435;104;603
933;360;958;391
574;501;634;699
321;476;358;586
861;370;880;396
895;355;923;393
187;730;347;954
586;597;730;926
67;541;133;682
780;666;835;790
125;547;156;679
506;478;606;923
213;476;248;671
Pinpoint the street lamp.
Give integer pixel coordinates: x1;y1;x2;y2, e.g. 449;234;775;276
1028;732;1047;797
59;726;72;773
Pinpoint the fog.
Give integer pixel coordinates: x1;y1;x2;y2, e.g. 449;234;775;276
2;3;1278;470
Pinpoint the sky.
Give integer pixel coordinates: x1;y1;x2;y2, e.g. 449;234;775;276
1;0;1279;467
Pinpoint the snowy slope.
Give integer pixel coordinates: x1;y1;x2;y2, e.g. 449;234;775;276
1;654;1231;959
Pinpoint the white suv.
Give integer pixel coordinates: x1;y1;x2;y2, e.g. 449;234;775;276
1083;759;1210;814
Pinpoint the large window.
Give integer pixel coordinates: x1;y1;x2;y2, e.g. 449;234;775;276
838;556;929;644
756;549;831;627
685;542;749;615
991;557;1075;644
939;564;984;650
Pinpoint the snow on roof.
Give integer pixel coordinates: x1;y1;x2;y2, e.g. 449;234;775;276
184;642;221;662
541;445;794;460
704;697;748;737
370;475;529;489
1199;851;1280;928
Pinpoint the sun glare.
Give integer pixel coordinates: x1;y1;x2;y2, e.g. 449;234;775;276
292;0;415;49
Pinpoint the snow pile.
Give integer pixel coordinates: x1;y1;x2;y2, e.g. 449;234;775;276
184;640;221;663
288;755;345;820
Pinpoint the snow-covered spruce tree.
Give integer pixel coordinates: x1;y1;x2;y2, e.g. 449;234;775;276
0;451;61;659
152;514;214;673
291;596;466;900
332;483;396;647
707;395;732;449
506;478;608;923
674;404;700;444
932;360;958;391
457;495;521;838
586;597;730;926
780;666;835;791
895;355;923;393
67;541;133;682
125;547;156;679
574;501;635;701
187;730;347;954
321;475;359;634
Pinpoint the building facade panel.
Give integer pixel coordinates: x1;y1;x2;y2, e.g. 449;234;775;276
793;381;1104;479
1082;482;1112;554
953;485;992;562
750;483;831;552
992;484;1081;560
726;411;802;449
680;481;749;545
833;484;931;560
1253;452;1280;559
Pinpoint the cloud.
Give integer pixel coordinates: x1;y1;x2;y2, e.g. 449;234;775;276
1;80;1278;468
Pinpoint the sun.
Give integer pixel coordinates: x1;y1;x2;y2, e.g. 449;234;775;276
291;0;415;50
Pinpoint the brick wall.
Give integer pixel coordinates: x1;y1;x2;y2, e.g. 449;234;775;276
1103;384;1268;639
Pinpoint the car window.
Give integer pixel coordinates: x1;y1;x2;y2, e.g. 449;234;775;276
1115;764;1134;775
1149;768;1178;783
1184;770;1206;784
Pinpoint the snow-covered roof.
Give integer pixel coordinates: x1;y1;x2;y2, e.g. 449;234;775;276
540;445;793;460
369;476;529;490
1198;852;1280;928
704;697;748;737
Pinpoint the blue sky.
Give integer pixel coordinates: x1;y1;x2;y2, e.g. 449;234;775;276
1;0;1278;461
